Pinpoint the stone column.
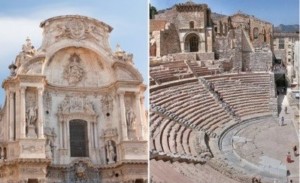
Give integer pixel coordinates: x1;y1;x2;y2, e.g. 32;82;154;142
9;91;15;141
15;90;20;139
93;122;98;149
87;121;92;151
59;120;64;149
65;121;69;150
118;91;128;140
20;87;26;138
140;96;147;140
135;92;143;140
37;87;44;138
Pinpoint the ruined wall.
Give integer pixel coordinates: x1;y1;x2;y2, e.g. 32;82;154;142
248;51;273;71
160;23;181;56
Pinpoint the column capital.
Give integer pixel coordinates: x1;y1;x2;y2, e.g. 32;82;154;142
117;91;125;95
38;87;44;93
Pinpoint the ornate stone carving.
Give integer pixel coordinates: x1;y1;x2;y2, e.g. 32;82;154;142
101;94;113;112
44;127;57;159
26;105;38;138
55;19;103;43
101;128;118;138
106;140;116;164
63;53;85;85
22;145;44;153
58;96;95;115
75;161;87;179
125;107;136;129
124;144;146;155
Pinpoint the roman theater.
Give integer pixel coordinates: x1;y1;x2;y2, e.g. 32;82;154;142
150;2;299;183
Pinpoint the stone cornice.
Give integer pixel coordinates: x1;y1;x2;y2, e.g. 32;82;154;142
0;158;51;167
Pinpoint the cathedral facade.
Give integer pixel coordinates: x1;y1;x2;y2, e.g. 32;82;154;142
0;15;147;183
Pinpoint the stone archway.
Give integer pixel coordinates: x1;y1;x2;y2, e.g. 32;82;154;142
184;33;199;52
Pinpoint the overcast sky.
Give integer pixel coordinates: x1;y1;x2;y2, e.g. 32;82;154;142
151;0;299;26
0;0;148;106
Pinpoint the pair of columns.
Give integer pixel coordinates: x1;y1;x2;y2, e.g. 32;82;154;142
9;87;44;140
118;91;144;141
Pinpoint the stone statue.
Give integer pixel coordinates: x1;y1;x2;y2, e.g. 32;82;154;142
26;105;37;126
106;140;116;164
126;107;136;129
22;37;36;56
45;140;52;159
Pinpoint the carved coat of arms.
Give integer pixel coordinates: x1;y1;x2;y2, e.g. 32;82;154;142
63;53;85;85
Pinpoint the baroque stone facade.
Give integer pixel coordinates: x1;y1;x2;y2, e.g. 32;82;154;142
0;15;147;183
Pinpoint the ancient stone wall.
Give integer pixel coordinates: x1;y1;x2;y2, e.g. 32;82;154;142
249;51;273;71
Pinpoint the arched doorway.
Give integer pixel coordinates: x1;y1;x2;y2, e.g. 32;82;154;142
69;119;89;157
185;33;199;52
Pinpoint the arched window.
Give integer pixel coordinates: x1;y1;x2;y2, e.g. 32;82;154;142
185;34;199;52
70;119;88;157
189;21;194;29
253;27;259;39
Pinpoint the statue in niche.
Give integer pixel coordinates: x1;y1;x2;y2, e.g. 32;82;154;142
126;107;136;129
26;104;38;138
26;105;37;126
75;161;86;179
106;140;116;164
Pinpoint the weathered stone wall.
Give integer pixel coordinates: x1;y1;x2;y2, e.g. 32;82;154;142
160;23;181;56
274;49;286;64
169;53;196;61
196;52;214;60
248;51;273;71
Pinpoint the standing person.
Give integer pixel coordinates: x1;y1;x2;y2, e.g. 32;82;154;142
293;146;297;156
281;116;284;126
285;106;288;114
286;152;294;163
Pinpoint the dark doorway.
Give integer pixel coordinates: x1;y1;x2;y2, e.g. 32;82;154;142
28;179;39;183
185;34;199;52
70;119;88;157
135;179;144;183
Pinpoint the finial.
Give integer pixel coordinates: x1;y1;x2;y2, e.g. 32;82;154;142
115;44;123;53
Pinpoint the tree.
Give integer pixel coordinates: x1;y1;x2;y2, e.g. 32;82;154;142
149;4;157;19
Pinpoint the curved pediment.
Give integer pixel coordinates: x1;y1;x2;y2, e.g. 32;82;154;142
112;62;143;82
17;54;45;75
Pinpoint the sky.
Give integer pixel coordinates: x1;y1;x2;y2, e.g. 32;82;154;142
151;0;300;26
0;0;148;106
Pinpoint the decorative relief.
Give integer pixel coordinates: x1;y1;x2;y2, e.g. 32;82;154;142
22;144;44;153
124;145;146;155
75;161;87;179
101;94;113;114
63;53;86;85
58;95;95;115
101;128;118;138
44;127;57;159
20;167;43;175
55;19;104;43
